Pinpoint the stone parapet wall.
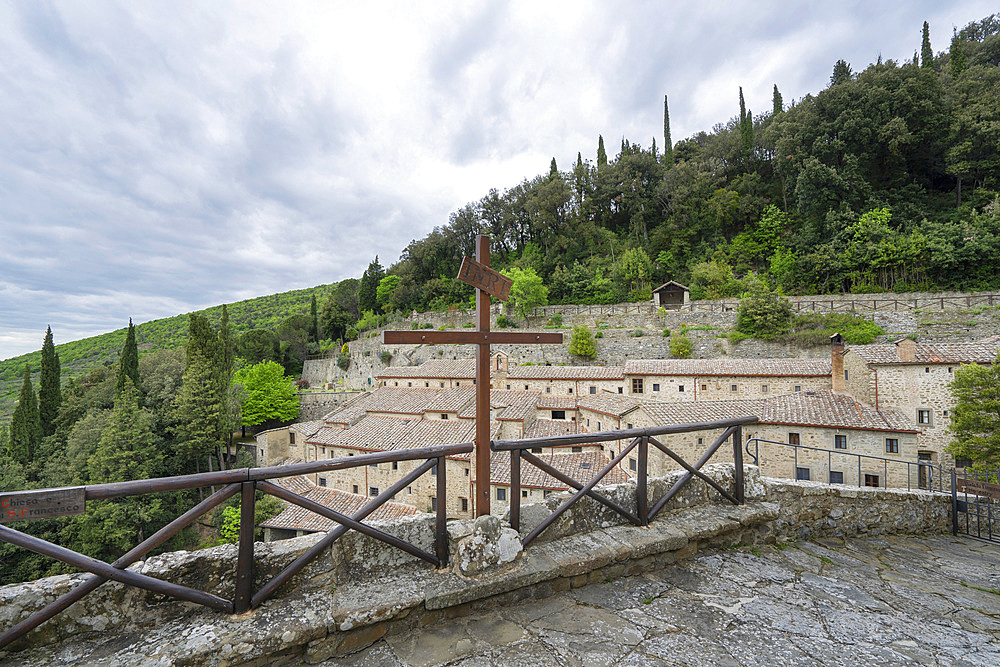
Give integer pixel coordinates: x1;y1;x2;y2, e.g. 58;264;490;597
0;465;951;664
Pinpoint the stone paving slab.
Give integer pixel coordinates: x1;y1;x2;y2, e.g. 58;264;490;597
320;535;1000;667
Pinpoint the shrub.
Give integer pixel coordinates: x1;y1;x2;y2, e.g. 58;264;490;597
787;313;886;346
662;328;671;338
568;325;597;359
631;329;644;337
380;350;392;364
497;314;517;328
549;313;563;327
670;334;692;358
657;306;667;318
594;331;603;339
294;378;310;389
422;323;434;329
345;327;358;341
735;275;792;339
337;354;350;371
340;342;349;355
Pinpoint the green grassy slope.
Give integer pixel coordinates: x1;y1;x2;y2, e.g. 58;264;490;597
0;283;337;422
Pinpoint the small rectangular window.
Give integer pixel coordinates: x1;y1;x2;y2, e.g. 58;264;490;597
794;385;801;392
925;367;930;373
762;384;769;393
597;422;601;430
632;378;644;394
460;497;468;512
571;446;582;452
319;477;327;487
627;423;633;429
442;413;449;420
864;474;879;488
697;437;704;445
701;384;707;391
552;410;566;420
425;382;429;387
531;447;542;453
653;383;660;392
407;486;412;494
431;497;437;511
464;467;469;476
407;382;412;387
917;409;932;425
796;467;810;481
497;487;507;501
289;432;296;445
506;384;511;390
525;385;529;390
545;386;551;393
788;433;800;446
948;367;953;373
885;438;899;454
829;471;844;484
731;384;738;392
369;486;379;497
678;385;684;392
352;484;359;494
835;435;847;449
440;382;445;388
844;369;849;381
589;386;597;394
522;490;528;498
392;461;398;470
630;458;637;471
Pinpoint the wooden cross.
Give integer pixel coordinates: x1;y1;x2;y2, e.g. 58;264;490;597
383;235;563;516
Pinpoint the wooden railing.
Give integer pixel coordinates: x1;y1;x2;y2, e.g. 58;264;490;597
493;416;758;547
0;443;471;649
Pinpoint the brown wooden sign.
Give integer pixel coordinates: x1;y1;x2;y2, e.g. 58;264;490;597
0;487;85;523
957;477;1000;500
457;256;513;302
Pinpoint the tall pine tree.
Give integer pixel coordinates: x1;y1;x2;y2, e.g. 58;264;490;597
549;157;558;178
115;319;140;395
10;365;41;465
39;326;61;438
738;87;754;167
662;94;673;167
175;314;226;471
772;84;783;115
357;257;384;314
597;135;608;169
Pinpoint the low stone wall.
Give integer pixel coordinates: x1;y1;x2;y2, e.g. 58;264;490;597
0;467;951;665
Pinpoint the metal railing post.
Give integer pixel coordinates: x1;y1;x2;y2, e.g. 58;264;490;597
234;481;256;613
435;456;448;567
733;426;744;504
951;469;958;536
637;436;648;525
510;449;521;531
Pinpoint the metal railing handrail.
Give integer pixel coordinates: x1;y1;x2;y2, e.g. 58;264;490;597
496;416;759;547
744;437;945;493
0;441;472;650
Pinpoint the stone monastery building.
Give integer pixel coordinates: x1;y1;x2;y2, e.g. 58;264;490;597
256;336;998;538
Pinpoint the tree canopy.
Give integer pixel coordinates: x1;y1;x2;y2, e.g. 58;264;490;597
233;360;300;427
947;353;1000;467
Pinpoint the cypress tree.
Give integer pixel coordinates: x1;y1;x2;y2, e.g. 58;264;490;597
39;325;61;438
310;294;320;342
115;319;140;394
921;21;933;68
175;314;225;470
597;135;607;169
549;157;558;178
738;88;754;165
358;257;384;314
772;84;783;115
10;364;40;465
662;94;673;167
950;32;967;78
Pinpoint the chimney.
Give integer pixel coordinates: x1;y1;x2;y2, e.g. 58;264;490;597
831;333;845;392
895;338;916;362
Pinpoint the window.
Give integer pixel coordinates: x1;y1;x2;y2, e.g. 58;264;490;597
425;382;429;387
506;384;511;390
701;384;707;391
589;386;597;394
580;462;591;469
627;423;633;430
829;471;844;484
524;385;529;390
597;422;602;430
844;369;849;381
835;435;847;449
464;467;469;476
552;410;566;420
321;447;326;456
496;487;507;501
885;438;899;454
431;497;437;511
431;465;437;476
788;433;800;446
864;474;879;488
407;382;412;387
440;382;445;388
586;419;590;427
924;367;930;373
370;487;379;497
352;484;359;494
391;461;398;470
762;384;769;393
319;477;327;487
917;409;932;426
531;447;542;453
406;486;412;494
441;413;449;420
543;490;552;498
796;468;810;481
678;385;684;393
545;386;551;393
653;383;660;392
289;432;296;445
618;387;623;394
369;462;377;469
948;367;953;373
630;458;637;471
697;437;704;445
522;490;528;498
460;498;468;512
568;388;573;394
731;384;738;392
571;446;582;453
794;385;801;392
632;378;644;394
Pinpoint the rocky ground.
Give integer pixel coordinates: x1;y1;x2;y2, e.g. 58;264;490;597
323;534;1000;667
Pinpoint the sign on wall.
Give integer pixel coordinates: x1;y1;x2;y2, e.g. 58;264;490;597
0;488;86;523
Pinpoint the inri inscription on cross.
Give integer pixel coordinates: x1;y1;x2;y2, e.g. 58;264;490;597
383;235;563;516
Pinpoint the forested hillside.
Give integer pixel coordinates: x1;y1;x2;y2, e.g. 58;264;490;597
370;16;1000;312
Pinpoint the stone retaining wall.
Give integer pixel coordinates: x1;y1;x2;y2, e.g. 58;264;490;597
0;466;951;665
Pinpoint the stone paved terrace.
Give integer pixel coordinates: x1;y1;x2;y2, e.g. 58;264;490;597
321;534;1000;667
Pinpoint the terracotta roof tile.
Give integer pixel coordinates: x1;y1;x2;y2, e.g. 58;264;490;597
507;365;625;380
261;475;419;533
376;359;476;379
489;451;632;489
536;396;578;410
523;419;580;439
577;394;642;417
848;340;1000;365
624;358;831;377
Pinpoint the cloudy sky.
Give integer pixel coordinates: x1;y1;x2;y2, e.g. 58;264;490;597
0;1;994;360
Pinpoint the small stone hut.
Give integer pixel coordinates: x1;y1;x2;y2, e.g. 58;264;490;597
652;281;690;309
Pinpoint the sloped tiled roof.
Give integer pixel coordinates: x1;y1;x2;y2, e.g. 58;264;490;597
577;393;642;418
507;365;625;380
848;340;1000;365
261;475;419;533
306;415;486;460
488;451;632;489
536;396;578;410
456;390;540;421
424;387;476;413
523;419;579;439
639;391;916;433
624;358;832;377
376;359;476;379
290;420;325;438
